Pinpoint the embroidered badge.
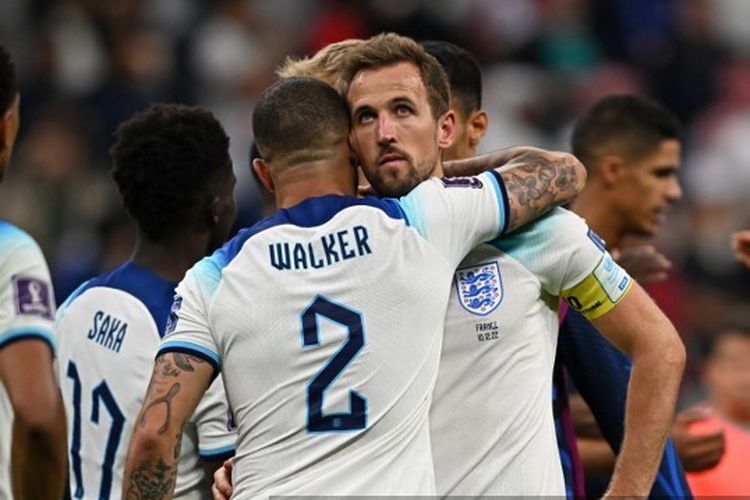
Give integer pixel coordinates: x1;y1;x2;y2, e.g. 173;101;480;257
454;261;503;316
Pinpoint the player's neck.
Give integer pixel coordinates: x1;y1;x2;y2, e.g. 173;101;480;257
570;189;625;250
432;158;445;178
273;160;356;209
131;233;208;282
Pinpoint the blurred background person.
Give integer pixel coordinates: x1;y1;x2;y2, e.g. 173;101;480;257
686;321;750;496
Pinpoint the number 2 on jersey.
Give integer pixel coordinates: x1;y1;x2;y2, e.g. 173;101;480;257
301;296;367;432
66;360;125;499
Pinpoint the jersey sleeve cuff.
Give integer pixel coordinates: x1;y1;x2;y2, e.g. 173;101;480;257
199;442;236;462
0;326;56;353
157;340;221;379
484;170;510;235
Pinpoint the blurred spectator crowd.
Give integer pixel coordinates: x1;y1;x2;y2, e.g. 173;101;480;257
1;0;749;402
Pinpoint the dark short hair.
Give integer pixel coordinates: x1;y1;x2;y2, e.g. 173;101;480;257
253;77;349;165
572;95;681;169
342;33;450;120
110;103;231;241
0;44;18;113
421;40;482;116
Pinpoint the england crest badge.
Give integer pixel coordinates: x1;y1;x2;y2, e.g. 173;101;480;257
454;261;503;316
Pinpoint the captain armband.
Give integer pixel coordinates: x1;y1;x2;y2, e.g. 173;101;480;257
560;253;633;320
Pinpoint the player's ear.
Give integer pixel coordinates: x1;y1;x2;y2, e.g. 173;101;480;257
598;154;624;188
207;194;222;227
0;94;19;153
467;109;488;148
252;158;275;193
0;108;8;151
348;130;359;157
437;109;456;150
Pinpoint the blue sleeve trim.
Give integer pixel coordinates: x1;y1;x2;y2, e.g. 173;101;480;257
0;326;56;352
485;170;510;235
382;198;410;226
396;190;428;240
57;279;93;318
199;443;236;461
158;341;220;379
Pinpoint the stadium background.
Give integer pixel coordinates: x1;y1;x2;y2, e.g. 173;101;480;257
1;0;749;403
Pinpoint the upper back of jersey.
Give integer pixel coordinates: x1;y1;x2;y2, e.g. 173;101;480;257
160;174;508;498
56;261;235;500
0;221;56;500
429;208;633;496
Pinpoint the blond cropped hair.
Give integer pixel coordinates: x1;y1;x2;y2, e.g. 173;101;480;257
277;39;364;93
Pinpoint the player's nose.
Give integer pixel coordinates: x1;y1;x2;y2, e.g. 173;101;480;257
666;178;682;203
376;113;395;145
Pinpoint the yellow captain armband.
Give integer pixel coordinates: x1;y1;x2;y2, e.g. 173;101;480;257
560;252;633;320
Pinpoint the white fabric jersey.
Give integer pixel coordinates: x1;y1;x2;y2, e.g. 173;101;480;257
0;221;56;500
159;173;509;499
431;208;633;495
55;261;236;500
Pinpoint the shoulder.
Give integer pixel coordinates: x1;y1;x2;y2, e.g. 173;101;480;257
491;207;589;256
0;221;45;264
58;262;172;330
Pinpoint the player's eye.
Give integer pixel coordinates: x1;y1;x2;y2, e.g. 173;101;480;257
357;111;376;125
654;167;676;178
395;104;413;117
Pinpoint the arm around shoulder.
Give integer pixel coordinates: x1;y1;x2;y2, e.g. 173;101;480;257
497;149;586;233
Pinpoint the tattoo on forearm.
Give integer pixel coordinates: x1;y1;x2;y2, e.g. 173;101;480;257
140;383;181;435
157;357;180;378
125;458;176;500
501;151;581;231
173;353;205;372
173;431;181;461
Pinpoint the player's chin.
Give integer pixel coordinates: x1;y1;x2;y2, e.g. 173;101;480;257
372;174;417;198
632;219;658;238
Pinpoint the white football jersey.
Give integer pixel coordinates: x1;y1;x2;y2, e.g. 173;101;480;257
431;208;633;495
0;221;56;500
55;261;236;500
160;173;509;499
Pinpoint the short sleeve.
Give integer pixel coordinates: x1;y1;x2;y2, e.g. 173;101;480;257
491;208;633;319
397;172;509;267
192;375;236;461
158;258;221;374
489;208;609;293
0;232;56;351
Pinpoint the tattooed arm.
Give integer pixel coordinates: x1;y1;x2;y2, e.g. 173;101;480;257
444;146;586;233
499;150;585;232
122;353;213;500
443;146;540;178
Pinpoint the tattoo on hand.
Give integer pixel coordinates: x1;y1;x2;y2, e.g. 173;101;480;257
125;458;176;500
141;383;180;435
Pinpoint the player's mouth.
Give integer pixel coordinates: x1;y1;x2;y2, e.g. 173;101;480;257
378;153;407;168
652;208;667;225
